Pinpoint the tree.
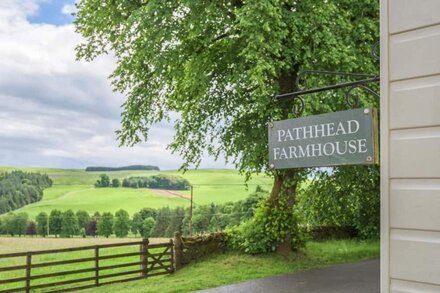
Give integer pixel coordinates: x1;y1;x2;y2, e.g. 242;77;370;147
26;221;37;236
97;212;114;238
49;209;62;237
298;166;380;239
0;171;52;214
165;207;185;237
111;178;121;188
150;207;171;237
93;211;101;221
2;213;15;236
131;212;143;237
10;213;28;236
76;1;379;252
141;217;155;239
138;208;157;220
86;217;98;237
36;212;49;237
95;174;110;188
113;209;130;237
61;210;79;237
0;217;6;235
76;210;90;230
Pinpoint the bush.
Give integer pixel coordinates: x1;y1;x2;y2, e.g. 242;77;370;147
227;199;305;254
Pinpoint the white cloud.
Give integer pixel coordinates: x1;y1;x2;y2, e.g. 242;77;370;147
0;0;228;170
61;4;77;16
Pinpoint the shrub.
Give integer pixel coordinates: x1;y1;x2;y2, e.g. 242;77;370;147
227;199;305;254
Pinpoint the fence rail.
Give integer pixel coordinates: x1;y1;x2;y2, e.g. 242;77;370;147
0;239;174;293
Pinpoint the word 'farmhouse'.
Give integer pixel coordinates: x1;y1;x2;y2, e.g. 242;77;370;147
273;119;366;160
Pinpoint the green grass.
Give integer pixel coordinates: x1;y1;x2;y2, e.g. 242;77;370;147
0;167;273;218
0;238;379;293
81;239;380;293
15;187;190;218
0;237;170;292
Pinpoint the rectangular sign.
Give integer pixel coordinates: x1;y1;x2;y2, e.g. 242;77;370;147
268;108;378;169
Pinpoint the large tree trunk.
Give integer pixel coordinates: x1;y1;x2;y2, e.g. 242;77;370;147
269;70;300;254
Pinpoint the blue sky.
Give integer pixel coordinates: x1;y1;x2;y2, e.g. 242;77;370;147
0;0;228;170
28;0;76;26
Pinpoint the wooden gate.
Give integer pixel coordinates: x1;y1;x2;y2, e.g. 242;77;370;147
0;239;174;293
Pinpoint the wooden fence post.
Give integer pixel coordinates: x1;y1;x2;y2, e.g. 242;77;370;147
94;246;99;287
140;238;149;277
173;232;183;271
25;252;31;293
169;239;175;273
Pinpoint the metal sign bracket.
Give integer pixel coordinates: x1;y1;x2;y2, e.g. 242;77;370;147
275;70;380;116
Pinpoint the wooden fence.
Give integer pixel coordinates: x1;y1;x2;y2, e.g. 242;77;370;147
0;239;174;293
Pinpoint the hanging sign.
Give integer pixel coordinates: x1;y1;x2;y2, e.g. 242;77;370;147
268;107;378;169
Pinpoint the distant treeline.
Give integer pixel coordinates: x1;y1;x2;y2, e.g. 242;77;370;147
85;165;160;172
0;171;52;215
94;174;190;190
0;187;266;238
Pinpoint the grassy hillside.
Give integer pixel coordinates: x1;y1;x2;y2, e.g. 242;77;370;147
0;167;273;218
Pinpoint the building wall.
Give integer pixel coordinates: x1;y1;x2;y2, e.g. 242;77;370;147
381;1;440;292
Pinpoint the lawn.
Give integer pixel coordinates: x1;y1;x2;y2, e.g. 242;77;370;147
82;239;380;293
0;167;273;218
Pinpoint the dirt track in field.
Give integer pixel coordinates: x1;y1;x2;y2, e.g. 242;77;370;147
149;188;190;200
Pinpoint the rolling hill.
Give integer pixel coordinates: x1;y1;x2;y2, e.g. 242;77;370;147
0;167;273;218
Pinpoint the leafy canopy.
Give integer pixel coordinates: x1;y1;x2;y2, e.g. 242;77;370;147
75;0;378;177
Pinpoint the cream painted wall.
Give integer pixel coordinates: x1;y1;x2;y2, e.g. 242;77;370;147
381;1;440;292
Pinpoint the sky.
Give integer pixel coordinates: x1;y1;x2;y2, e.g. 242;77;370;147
0;0;228;170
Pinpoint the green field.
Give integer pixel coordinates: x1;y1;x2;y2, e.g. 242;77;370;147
0;167;273;218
